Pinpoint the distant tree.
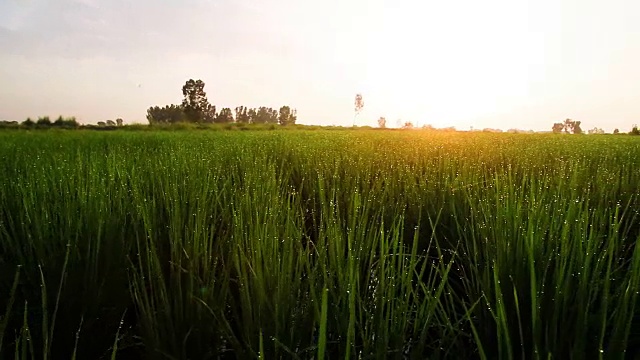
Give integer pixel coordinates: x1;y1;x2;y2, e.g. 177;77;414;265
354;93;364;126
235;106;251;124
106;120;116;126
253;107;278;124
573;121;583;134
116;118;123;126
214;108;234;123
268;108;279;124
203;104;217;123
562;118;583;134
37;116;51;126
97;121;106;127
613;128;620;134
23;118;34;127
0;120;19;128
147;104;186;124
253;107;266;124
247;108;257;124
50;116;78;128
631;124;640;135
377;116;386;129
68;117;78;128
53;116;66;126
181;79;212;123
402;121;414;129
552;122;564;133
278;106;297;125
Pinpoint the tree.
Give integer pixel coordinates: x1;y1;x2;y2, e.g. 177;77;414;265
253;107;278;124
54;116;65;126
562;118;583;134
354;93;364;126
613;128;620;134
214;108;234;123
202;104;217;123
147;104;186;124
278;106;297;126
402;121;414;129
247;108;257;124
552;123;564;133
573;121;583;134
268;108;279;124
106;120;116;126
182;79;212;123
116;118;123;126
235;106;250;124
23;118;34;127
37;116;51;126
631;124;640;136
377;116;386;129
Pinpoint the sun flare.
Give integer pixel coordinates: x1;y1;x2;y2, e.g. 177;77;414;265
350;0;550;129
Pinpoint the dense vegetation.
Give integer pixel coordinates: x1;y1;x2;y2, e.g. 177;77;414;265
146;79;298;125
1;130;639;359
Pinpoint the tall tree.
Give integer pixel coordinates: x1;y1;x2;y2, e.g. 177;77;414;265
278;106;297;126
247;108;257;124
214;108;234;123
572;120;583;134
268;108;279;124
254;107;278;124
147;104;186;124
563;119;583;134
354;93;364;126
235;106;251;124
552;123;564;133
182;79;211;123
402;121;414;129
203;104;217;123
377;116;386;129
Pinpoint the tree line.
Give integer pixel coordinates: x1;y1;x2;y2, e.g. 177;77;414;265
0;116;81;128
146;79;297;126
0;116;124;129
551;118;640;135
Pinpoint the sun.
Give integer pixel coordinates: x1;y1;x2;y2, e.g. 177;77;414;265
354;0;546;129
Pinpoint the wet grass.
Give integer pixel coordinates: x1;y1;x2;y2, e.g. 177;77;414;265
0;130;639;359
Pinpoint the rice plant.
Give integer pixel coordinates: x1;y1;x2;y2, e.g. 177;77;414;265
0;130;638;359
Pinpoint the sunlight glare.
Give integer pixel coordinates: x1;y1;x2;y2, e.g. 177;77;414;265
357;0;549;128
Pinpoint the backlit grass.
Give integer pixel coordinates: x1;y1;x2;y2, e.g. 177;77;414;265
0;130;639;359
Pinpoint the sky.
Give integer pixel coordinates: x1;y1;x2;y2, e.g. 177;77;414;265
1;0;639;132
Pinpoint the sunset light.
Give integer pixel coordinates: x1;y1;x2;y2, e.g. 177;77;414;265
1;0;639;132
2;1;640;358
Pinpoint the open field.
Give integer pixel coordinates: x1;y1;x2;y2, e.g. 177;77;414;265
1;130;640;359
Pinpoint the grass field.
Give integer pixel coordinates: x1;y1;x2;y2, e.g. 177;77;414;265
1;129;639;359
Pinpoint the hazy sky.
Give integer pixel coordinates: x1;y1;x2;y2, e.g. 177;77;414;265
1;0;639;131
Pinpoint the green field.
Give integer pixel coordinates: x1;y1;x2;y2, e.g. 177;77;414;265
1;130;639;359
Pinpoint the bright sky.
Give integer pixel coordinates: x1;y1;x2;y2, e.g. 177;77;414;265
1;0;639;132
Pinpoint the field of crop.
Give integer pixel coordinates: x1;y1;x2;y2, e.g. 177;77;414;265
1;129;639;359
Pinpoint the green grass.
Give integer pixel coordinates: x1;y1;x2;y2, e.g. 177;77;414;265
0;130;639;359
